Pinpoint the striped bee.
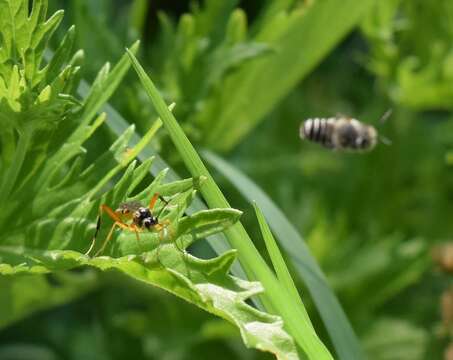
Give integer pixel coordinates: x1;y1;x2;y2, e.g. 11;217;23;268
300;111;391;152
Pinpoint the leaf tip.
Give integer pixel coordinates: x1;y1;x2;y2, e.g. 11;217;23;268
54;9;65;17
128;40;141;54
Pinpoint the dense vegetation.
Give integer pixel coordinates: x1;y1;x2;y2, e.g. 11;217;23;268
1;1;453;359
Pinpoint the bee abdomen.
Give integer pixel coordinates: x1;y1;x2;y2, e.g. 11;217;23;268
300;118;334;148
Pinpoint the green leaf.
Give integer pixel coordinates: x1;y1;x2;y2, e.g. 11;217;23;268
362;0;453;110
202;150;364;360
0;0;64;83
127;49;332;360
80;40;139;126
177;208;243;240
204;41;273;93
0;246;298;360
43;24;76;85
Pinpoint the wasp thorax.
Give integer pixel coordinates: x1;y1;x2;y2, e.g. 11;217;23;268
133;207;158;228
135;207;151;220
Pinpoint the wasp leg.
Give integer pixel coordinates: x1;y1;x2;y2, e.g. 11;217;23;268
149;192;170;209
149;193;159;210
85;215;102;255
94;222;120;256
100;204;124;223
87;204;127;256
155;220;172;241
149;193;172;226
95;220;131;256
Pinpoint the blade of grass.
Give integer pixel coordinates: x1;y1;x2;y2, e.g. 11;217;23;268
127;48;332;360
253;203;304;316
202;150;364;360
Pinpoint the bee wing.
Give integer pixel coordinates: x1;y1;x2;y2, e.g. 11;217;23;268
335;113;352;120
379;135;392;145
378;109;393;124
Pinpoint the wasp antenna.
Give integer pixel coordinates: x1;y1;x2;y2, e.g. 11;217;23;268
156;195;171;219
379;135;392;146
378;109;393;125
158;195;170;205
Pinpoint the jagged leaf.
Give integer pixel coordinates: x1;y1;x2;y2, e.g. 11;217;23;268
0;246;298;360
177;208;242;240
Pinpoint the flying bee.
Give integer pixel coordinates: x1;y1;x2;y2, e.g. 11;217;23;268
85;193;172;257
299;110;391;152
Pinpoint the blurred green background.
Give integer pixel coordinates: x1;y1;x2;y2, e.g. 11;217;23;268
2;0;453;359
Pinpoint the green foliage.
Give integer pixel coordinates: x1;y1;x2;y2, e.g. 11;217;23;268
0;1;308;359
0;0;141;240
363;318;428;360
203;150;364;360
127;49;331;360
0;153;296;357
3;0;452;359
222;47;453;360
0;209;298;360
138;0;378;151
2;280;275;360
50;0;376;153
0;0;64;90
198;0;377;151
362;0;453;110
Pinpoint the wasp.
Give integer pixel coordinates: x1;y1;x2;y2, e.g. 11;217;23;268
300;110;392;152
85;193;172;257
